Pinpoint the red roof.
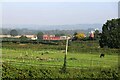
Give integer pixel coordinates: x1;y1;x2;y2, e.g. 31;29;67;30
43;36;60;40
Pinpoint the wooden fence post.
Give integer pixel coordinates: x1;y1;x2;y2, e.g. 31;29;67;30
62;37;69;73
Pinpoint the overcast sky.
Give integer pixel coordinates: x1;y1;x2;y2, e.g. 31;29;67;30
2;2;118;25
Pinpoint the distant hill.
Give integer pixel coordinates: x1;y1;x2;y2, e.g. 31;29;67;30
2;24;102;30
1;24;102;36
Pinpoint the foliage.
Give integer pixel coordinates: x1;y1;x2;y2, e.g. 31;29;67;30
37;32;43;40
19;35;29;41
2;41;120;54
10;29;18;36
94;30;100;40
76;33;85;39
72;32;85;41
2;60;119;79
99;18;120;48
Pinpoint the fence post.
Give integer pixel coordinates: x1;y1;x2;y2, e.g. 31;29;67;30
62;37;69;73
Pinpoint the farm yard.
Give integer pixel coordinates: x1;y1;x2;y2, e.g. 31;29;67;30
1;41;120;79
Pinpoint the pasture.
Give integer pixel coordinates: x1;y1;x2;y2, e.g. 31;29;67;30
1;42;120;79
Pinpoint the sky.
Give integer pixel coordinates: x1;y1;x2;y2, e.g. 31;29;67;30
118;2;120;18
1;0;120;2
1;1;118;26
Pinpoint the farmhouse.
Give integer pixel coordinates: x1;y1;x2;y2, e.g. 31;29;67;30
0;35;11;38
0;35;37;40
24;35;37;40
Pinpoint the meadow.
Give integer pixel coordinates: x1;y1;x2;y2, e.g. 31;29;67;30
1;41;120;79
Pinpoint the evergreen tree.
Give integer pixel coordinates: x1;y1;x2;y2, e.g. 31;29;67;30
99;18;120;48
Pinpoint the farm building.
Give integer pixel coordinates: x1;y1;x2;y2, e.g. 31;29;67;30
0;35;37;40
0;34;70;41
60;36;67;40
24;35;37;40
43;35;68;40
89;31;94;38
0;35;11;38
43;35;60;40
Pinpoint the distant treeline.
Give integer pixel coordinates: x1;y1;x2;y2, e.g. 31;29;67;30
1;28;98;36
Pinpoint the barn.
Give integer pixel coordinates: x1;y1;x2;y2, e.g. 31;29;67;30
43;35;61;40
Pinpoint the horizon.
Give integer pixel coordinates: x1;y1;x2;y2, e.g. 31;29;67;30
2;23;103;30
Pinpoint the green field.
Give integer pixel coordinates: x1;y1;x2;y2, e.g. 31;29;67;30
1;42;120;79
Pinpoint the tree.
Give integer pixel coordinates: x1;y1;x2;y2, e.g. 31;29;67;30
10;29;18;37
37;32;43;40
72;32;85;41
19;35;28;41
94;30;100;40
99;18;120;48
74;32;78;36
76;33;85;40
72;32;78;41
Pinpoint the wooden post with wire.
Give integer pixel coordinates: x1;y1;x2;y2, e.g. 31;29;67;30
65;37;69;55
62;37;69;73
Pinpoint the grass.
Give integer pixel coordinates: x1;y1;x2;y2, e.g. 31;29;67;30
2;47;118;68
1;42;119;79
